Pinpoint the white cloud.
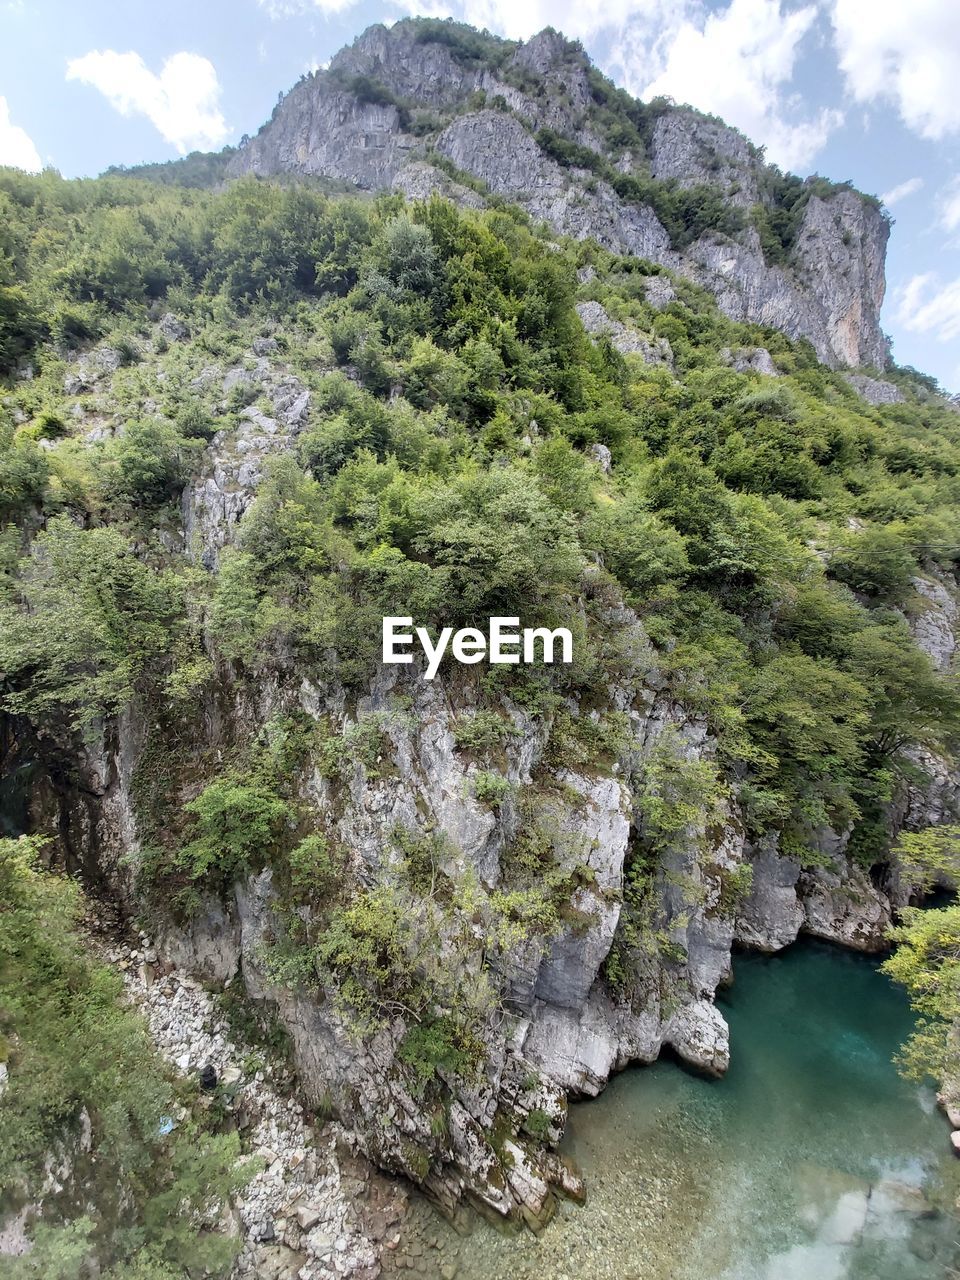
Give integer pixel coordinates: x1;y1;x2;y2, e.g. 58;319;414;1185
880;176;923;207
66;50;229;154
938;178;960;234
831;0;960;139
895;272;960;344
393;0;839;170
632;0;840;170
259;0;364;16
0;95;42;171
258;0;838;169
263;0;639;32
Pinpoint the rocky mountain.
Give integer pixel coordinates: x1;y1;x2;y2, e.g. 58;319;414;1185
1;39;958;1277
230;19;889;370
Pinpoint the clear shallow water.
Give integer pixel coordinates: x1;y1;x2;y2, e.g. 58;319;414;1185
388;942;960;1280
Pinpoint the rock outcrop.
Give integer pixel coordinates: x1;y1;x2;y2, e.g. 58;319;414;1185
111;936;385;1279
17;308;954;1235
229;21;890;369
575;300;673;366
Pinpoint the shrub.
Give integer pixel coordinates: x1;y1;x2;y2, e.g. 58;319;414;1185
176;401;216;440
452;708;513;751
829;526;917;602
0;837;246;1277
473;770;512;806
177;772;292;882
0;517;187;729
287;833;340;899
108;419;191;506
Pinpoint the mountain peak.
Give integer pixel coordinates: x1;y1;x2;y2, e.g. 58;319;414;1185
230;17;888;369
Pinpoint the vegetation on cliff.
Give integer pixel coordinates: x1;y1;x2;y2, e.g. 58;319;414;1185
1;155;959;1251
0;836;246;1278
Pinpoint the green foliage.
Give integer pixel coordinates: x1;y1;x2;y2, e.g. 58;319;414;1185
545;708;630;772
892;824;960;891
740;652;870;844
1;158;959;1109
398;1015;480;1092
0;418;49;519
0;837;245;1276
103;146;237;189
0;517;192;730
883;903;960;1084
1;72;958;1278
637;732;726;847
177;771;292;884
586;497;689;598
473;769;512;806
287;832;341;899
452;708;514;751
716;862;754;914
0;280;42;374
107;418;194;505
522;1107;553;1140
830;526;918;602
409;16;515;67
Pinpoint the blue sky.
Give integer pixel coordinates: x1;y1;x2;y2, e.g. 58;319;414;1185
3;0;960;390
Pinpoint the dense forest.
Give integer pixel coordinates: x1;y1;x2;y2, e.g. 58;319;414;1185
2;162;960;1271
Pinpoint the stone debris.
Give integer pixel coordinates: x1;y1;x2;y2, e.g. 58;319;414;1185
642;275;677;310
107;937;383;1280
588;442;611;473
159;313;189;343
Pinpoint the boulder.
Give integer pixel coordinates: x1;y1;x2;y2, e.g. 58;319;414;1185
159;313;189;342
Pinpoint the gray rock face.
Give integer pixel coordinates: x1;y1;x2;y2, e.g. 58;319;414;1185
234;81;414;188
182;358;312;568
41;571;938;1223
843;372;905;405
683;199;888;369
531;773;630;1011
229;20;890;369
800;862;891;951
643;275;677;310
736;842;804;951
735;837;893;955
911;575;959;671
721;345;780;376
575;300;673;366
794;193;888;369
329;21;477;108
435;112;676;265
37;290;955;1230
392;159;485;209
649;109;760;208
159;313;188;342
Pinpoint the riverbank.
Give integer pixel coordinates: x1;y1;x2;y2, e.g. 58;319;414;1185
387;942;960;1280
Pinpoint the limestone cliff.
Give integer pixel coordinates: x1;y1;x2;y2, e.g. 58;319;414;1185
15;318;953;1236
229;21;889;369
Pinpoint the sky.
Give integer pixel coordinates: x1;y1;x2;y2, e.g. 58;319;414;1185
3;0;960;391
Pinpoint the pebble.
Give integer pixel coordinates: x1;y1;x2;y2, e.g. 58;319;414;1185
108;940;382;1279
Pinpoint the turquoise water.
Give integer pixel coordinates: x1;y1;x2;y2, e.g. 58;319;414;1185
390;942;960;1280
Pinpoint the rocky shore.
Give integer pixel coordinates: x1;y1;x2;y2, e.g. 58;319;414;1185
106;933;403;1280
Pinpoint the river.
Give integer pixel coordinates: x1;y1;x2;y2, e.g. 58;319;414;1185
386;941;960;1280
